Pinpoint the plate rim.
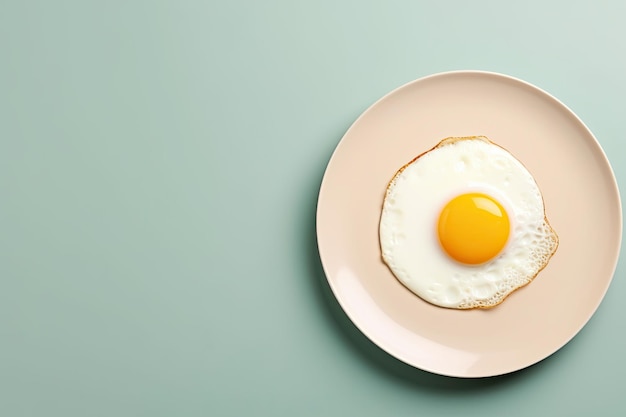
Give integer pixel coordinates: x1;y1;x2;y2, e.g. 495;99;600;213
315;70;623;378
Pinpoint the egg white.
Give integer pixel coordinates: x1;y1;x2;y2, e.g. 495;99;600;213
379;137;558;309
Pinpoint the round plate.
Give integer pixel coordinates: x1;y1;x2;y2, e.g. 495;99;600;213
316;71;622;378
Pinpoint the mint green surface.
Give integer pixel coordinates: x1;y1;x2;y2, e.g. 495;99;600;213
1;1;624;416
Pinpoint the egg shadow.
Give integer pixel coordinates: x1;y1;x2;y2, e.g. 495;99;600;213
303;134;572;395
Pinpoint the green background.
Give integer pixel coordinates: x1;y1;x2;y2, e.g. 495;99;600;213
1;1;624;416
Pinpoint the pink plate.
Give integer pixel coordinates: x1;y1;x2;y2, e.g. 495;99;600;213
316;71;622;377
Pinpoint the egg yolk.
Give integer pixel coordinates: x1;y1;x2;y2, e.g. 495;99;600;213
437;193;510;265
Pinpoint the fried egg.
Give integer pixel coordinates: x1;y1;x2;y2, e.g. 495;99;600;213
379;136;558;309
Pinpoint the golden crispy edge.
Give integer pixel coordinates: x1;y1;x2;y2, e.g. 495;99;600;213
380;135;560;310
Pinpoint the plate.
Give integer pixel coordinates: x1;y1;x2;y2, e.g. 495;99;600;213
316;71;622;378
